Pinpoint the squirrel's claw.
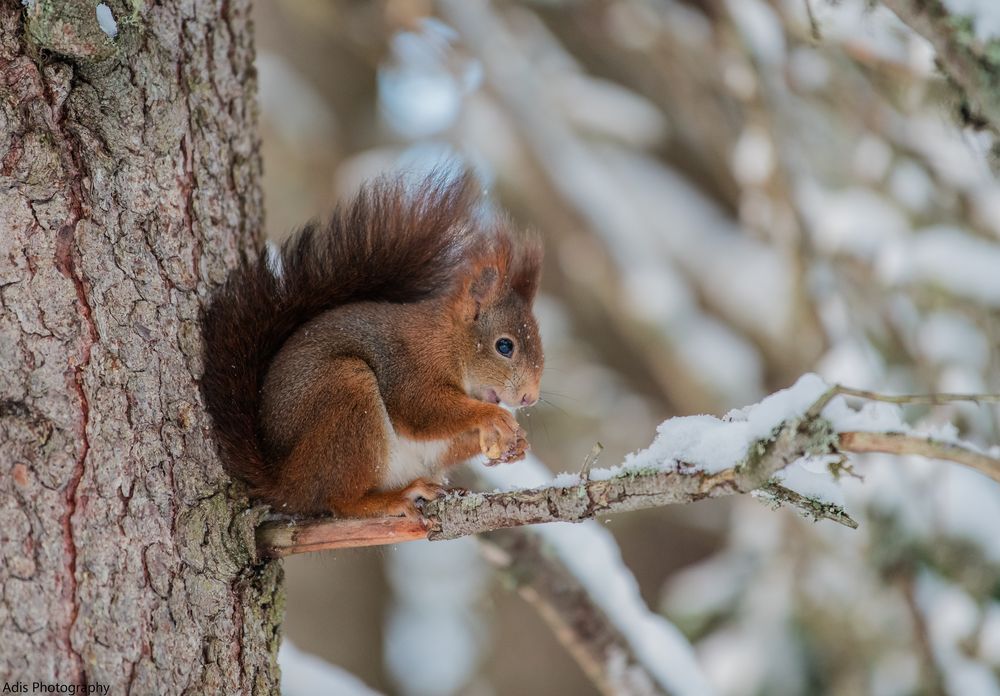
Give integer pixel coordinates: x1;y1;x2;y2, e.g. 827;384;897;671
480;410;527;462
397;479;448;520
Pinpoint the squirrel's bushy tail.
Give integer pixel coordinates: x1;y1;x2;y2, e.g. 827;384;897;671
201;170;482;491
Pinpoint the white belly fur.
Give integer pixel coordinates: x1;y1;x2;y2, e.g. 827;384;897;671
380;433;450;491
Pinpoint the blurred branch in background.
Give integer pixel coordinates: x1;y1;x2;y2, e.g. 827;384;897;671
481;530;666;696
883;0;1000;150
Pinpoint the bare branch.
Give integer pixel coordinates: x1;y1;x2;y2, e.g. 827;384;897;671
897;572;949;696
839;431;1000;485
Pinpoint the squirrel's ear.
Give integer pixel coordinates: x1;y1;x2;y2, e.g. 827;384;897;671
511;265;539;303
511;236;542;303
463;265;501;321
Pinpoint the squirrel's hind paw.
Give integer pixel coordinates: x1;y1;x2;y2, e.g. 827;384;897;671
400;479;448;518
402;479;448;502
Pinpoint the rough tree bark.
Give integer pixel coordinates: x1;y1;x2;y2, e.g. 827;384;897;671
0;1;281;693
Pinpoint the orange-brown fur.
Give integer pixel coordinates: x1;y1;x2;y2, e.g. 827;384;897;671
201;170;543;518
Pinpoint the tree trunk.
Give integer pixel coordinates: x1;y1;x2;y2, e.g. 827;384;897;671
0;1;281;693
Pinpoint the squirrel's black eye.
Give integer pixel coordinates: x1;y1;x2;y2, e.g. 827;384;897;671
495;337;514;358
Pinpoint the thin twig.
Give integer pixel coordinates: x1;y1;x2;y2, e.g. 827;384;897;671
580;441;604;482
755;482;859;529
832;386;1000;407
805;384;1000;419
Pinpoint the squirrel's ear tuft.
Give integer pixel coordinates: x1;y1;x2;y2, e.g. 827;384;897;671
511;233;542;303
462;263;502;321
469;266;500;303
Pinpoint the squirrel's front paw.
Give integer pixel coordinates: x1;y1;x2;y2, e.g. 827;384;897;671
486;428;529;466
480;410;529;465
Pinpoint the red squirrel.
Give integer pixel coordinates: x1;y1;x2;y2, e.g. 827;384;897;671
201;170;543;519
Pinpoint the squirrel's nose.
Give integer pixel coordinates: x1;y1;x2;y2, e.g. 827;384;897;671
520;392;538;407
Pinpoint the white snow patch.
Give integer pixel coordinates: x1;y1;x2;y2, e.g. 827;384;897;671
889;159;934;214
556;74;668;147
797;183;909;259
672;317;764;406
614;373;829;477
880;227;1000;307
980;604;1000;666
917;312;990;370
520;372;992;526
853;135;893;183
788;47;830;91
816;338;886;391
385;535;488;694
935;465;1000;562
550;471;583;488
971;188;1000;238
732;126;774;185
904;116;992;190
378;19;480;139
279;641;382;696
96;3;117;38
822;399;906;434
622;414;752;477
726;0;786;65
809;0;916;65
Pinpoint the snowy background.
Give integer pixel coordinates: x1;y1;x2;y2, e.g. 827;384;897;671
254;1;1000;694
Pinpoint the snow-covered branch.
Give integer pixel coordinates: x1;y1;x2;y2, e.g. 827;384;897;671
256;376;1000;558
